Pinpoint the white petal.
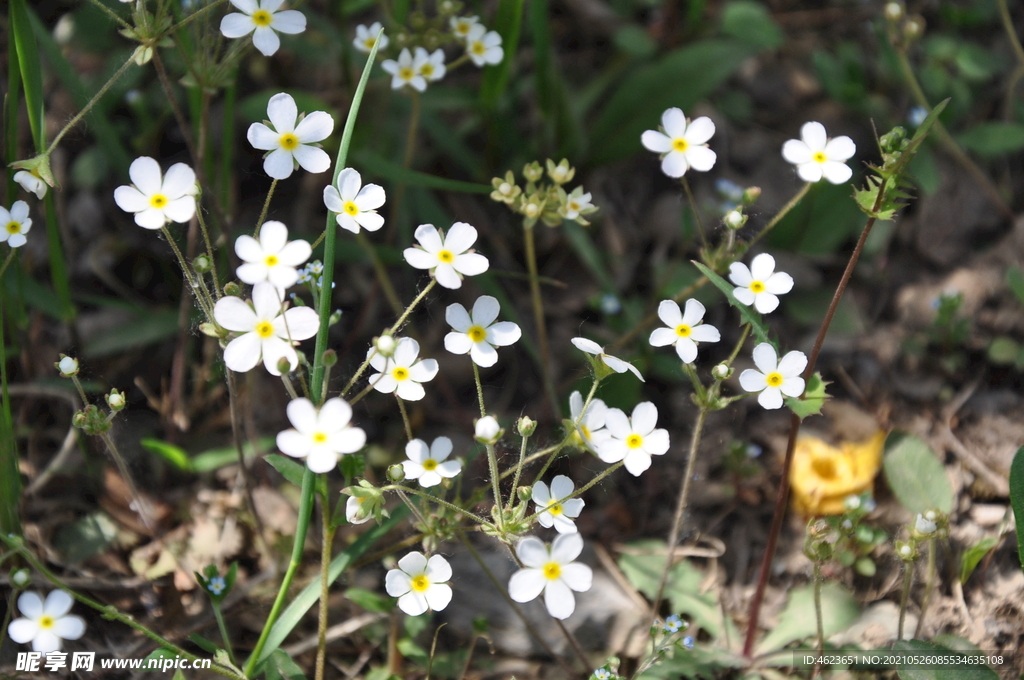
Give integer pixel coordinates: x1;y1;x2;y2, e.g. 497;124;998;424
161;163;196;198
782;139;812;165
552;514;577;534
689;325;720;343
661;107;688;138
631;401;658;436
277;239;312;266
286;397;318;433
32;630;61;653
430;436;453;462
291;144;331;174
821;160;853;185
372;373;398;394
425;584;452;611
780;376;806;398
224;333;263;372
276;429;310;458
355;183;386;210
796;162;824;183
396;380;426;401
753;292;780;314
7;618;39;644
444;332;473;355
294;111;334;143
549;475;574;500
561;498;584;518
560;563;593;592
426;554;452;582
603;408;630;439
408;359;438;383
263;148;295;180
764;272;794;295
470;341;498;367
271;9;306;34
354;211;384;232
649;327;678;347
571;337;602;356
508;568;545;603
657;299;683;327
641;130;672;153
551;532;583;563
398;551;428;575
758;387;784;409
728;262;753;287
445;303;472;332
444;221;478;254
452;252;489;276
402;461;424;479
531;481;551;505
680;298;706;326
17;592;44;619
306;449;338;473
675;337;698;363
684;116;715;145
643;429;670;455
418;470;442;487
248;122;280;150
220;12;256;38
163;196;195;223
405;438;430;464
278;306;320;340
471;295;500;326
385;569;412;597
318;397;352;431
800;121;828;151
624;449;653;476
252;25;281;56
214;296;257;332
824;135;856;161
252;282;283;319
398;592;429;616
544;578;575;619
516;537;549;568
777;350;808;379
751;343;778;373
684;145;716;172
660;152;689;178
114;186;149;213
414;223;444;252
436;460;462;478
404;248;438;270
733;287;756;306
433;263;462;289
235;234;264;262
739;368;767;393
749;253;776;280
129;156;163;195
261;336;298;375
597;439;627;463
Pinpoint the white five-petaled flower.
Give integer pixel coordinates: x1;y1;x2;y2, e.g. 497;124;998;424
402;437;462;487
14;170;47;199
353;22;388;54
213;282;319;375
728;253;794;315
368;337;438;401
465;24;504;67
739;343;807;410
346;495;371;524
208;576;226;596
562;187;594;221
781;121;856;185
383;49;427;92
596;402;670;476
444;296;521;368
414;47;447;83
403;222;489;290
323;168;386;233
220;0;306;57
276;397;366;473
0;201;32;248
450;15;479;41
7;591;85;653
641;107;717;178
234;220;311;290
532;475;584;534
649;299;721;363
247;93;333;180
569;390;609;452
114;157;197;229
571;337;644;382
508;533;593;620
385;552;453;616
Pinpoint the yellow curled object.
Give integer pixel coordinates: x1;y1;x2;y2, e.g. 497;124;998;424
789;430;886;516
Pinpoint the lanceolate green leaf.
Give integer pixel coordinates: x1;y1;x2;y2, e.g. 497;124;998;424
10;0;45;151
1009;446;1024;572
479;0;525;110
692;261;771;345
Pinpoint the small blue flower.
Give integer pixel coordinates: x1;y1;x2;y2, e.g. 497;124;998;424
682;636;695;649
862;497;877;512
600;294;621;315
592;670;612;680
663;614;683;633
908;106;928;127
208;576;226;596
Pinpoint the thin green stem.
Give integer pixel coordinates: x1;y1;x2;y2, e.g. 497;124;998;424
97;431;154;531
914;538;936;638
522;461;624;524
486;443;502;526
160;226;213;319
212;603;237;667
814;561;824;657
471;362;486;418
169;0;230;32
506;432;531;512
522;222;559;419
501;440;567;479
196;208;221;297
680;176;708;251
396;396;413;440
395;488;429;527
315;496;334;680
385;485;494;529
897;558;913;640
0;250;15;280
46;51;136;154
745;182;811;250
86;0;130;28
357;231;403;315
254;179;278;237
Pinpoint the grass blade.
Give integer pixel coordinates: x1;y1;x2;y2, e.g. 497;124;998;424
479;0;525;110
10;0;45;150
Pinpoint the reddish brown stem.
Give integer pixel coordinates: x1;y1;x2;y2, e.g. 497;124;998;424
742;196;883;657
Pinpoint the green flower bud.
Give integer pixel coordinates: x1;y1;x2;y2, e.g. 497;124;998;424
11;568;30;588
884;2;903;21
106;389;126;411
522;161;544;183
223;281;241;297
193;255;211;274
741;186;761;205
517;416;537;436
545;158;575;185
387;464;406;482
277;357;293;374
711;363;733;380
322;349;338;367
57;355;79;377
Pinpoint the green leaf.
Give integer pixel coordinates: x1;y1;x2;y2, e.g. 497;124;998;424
351;151;492;194
892;639;999;680
252;506;409;666
140;438;193;472
882;432;954;514
262;649;307;680
1006;266;1024;305
345;587;393;613
957;122;1024;158
755;582;860;654
691;262;771;345
83;309;183;358
1010;446;1024;571
188;633;222;654
265;454;306;488
479;0;524;110
721;1;784;50
10;0;45;150
785;372;830;419
959;537;998;583
190;437;274;473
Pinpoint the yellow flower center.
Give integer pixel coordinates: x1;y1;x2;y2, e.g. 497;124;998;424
265;254;279;267
456;22;470;35
812;454;838;480
343;201;359;216
749;280;765;293
255;321;275;338
548;502;563;516
39;616;54;629
410;574;430;592
765;372;784;387
313;432;327;444
580;425;591;441
392;366;409;381
813;151;827;163
471;41;485;55
421;64;434;77
672;138;689;152
251;9;272;26
675;324;692;337
399;67;415;80
5;221;19;234
542;562;561;580
364;38;376;49
422;459;438;471
279;133;299;150
569;201;580;211
437;249;454;263
150;193;168;208
467;325;487;342
626;434;643;449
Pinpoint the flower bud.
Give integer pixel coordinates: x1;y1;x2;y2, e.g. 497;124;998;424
11;568;30;588
517;416;537;436
896;541;915;560
522;161;544;183
711;363;733;380
72;411;88;428
106;389;126;411
193;254;211;274
223;281;241;297
914;513;936;535
741;186;761;205
724;209;746;230
57;355;79;377
844;494;861;511
387;464;406;482
322;349;338;367
474;416;502;444
903;15;924;40
884;2;903;21
923;509;937;522
376;334;397;357
545;158;575;185
277;357;293;374
517;486;532;501
329;309;343;326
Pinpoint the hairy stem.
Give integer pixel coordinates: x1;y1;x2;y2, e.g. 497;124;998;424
254;179;278;237
47;52;136;153
212;603;237;668
898;558;914;640
315;498;334;680
914;538;936;638
522;222;559;420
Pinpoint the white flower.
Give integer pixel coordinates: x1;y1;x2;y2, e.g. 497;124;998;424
465;24;503;67
571;337;644;381
114;157;197;229
367;337;438;401
322;168;386;234
450;15;479;41
402;437;462;487
385;552;453;616
0;201;32;248
415;47;446;83
14;171;47;199
375;334;397;356
234;220;311;290
213;282;319;375
781;122;856;184
220;0;306;57
7;591;85;653
11;569;30;588
562;187;593;221
247;93;333;180
649;299;721;363
345;495;371;524
508;533;592;620
532;475;584;534
641;107;717;178
353;22;388;53
569;390;609;452
738;343;806;410
276;397;366;473
444;296;521;368
914;513;937;535
382;48;427;92
403;223;489;289
474;416;502;444
728;253;793;314
57;357;78;376
596;402;670;476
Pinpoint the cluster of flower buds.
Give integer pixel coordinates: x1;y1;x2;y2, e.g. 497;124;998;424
490;159;598;228
883;2;924;48
803;493;885;577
